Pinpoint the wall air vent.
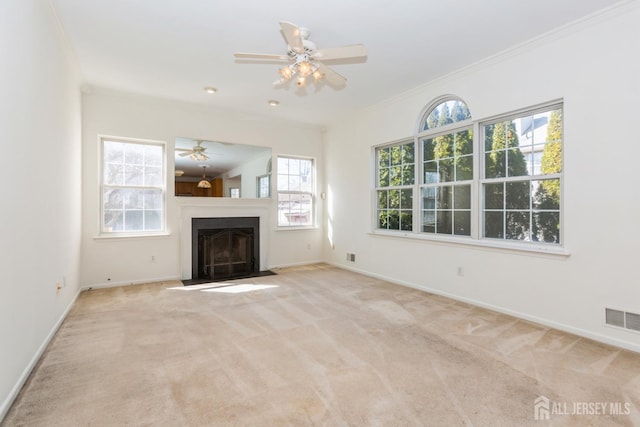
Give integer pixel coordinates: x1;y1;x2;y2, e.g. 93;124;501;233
606;308;640;332
605;308;625;328
625;312;640;332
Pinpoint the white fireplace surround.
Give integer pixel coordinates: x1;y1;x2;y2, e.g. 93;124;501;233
178;198;271;280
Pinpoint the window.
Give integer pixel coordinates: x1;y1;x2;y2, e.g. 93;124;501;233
482;106;562;243
375;140;414;231
277;156;314;227
373;97;563;249
256;174;270;198
418;99;473;236
101;137;165;234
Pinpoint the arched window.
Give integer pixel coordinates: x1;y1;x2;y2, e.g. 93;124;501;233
418;96;473;236
420;97;472;131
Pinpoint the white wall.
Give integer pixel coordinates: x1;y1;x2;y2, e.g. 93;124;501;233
81;90;324;288
323;3;640;352
0;0;82;419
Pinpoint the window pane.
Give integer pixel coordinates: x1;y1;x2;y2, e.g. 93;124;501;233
454;211;471;236
484;183;504;210
454;185;471;209
533;212;560;243
484;212;504;239
439;159;453;182
422;211;436;233
400;211;412;231
125;164;143;185
424;162;438;183
377;190;388;209
278;157;289;174
456;129;473;155
533;179;560;210
390;145;402;166
485;151;506;179
437;186;451;209
506;211;530;240
144;145;162;166
402;144;414;164
104;210;123;232
145;166;162;186
506;181;530;210
421;187;436;210
144;210;162;230
388;210;399;230
507;148;528;177
288;175;301;191
423;138;436;161
143;189;162;209
456;155;473;181
389;189;400;209
378;147;390;169
378;167;389;187
378;211;388;229
402;164;415;185
422;99;471;131
437;211;452;235
389;166;402;186
400;189;413;209
124;210;143;231
104;163;124;185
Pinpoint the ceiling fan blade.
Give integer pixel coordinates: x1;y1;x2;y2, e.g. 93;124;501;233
311;44;367;61
279;21;303;54
179;152;194;157
234;52;290;60
175;148;192;152
317;63;347;87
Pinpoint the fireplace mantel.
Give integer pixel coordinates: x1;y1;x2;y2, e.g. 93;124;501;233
178;198;271;280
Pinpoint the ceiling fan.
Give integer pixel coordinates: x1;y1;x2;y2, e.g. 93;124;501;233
175;140;209;161
234;21;367;88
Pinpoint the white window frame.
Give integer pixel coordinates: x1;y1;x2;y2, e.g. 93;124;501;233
371;98;567;255
276;155;316;229
99;135;167;237
479;102;563;245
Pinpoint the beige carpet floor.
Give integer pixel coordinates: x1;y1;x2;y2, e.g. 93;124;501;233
3;264;639;426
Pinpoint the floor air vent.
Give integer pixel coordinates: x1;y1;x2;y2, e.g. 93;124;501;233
606;308;640;332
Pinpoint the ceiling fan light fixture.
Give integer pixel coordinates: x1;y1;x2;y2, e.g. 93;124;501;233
312;68;323;81
296;75;306;87
297;60;313;77
279;65;294;80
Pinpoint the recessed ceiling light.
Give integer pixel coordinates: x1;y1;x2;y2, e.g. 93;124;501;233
204;87;217;94
268;100;279;107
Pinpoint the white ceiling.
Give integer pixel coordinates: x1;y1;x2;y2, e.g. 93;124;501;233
51;0;622;128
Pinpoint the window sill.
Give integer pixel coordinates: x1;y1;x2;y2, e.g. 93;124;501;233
93;231;171;240
275;226;319;231
368;229;570;257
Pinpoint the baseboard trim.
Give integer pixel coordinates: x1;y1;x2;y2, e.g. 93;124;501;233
0;288;82;422
81;275;182;291
328;262;640;354
268;260;325;270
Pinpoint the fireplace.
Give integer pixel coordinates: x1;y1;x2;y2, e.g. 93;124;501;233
192;217;260;281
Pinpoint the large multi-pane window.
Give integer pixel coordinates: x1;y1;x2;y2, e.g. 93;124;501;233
482;105;562;243
373;97;563;248
420;100;473;236
101;137;165;234
376;140;414;231
277;156;314;227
